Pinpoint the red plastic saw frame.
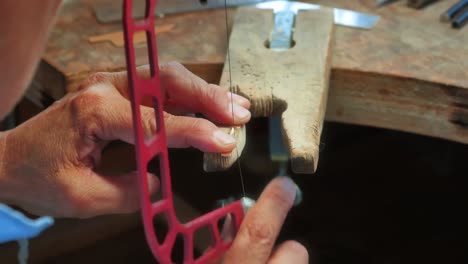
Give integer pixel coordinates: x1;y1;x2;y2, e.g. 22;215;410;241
122;0;245;263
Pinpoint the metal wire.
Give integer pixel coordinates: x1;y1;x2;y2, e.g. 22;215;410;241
224;0;246;197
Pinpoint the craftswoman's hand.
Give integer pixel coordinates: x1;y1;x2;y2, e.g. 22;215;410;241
216;177;309;264
0;62;250;218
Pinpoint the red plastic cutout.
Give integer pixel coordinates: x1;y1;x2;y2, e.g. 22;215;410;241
122;1;245;263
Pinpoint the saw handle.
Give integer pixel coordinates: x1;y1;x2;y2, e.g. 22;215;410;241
122;0;245;263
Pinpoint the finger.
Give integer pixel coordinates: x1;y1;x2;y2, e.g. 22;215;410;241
268;241;309;264
101;63;251;125
81;83;159;144
77;70;146;101
160;62;251;125
70;171;159;218
223;177;298;264
91;97;142;144
202;214;236;264
79;65;251;111
90;93;237;153
164;113;237;153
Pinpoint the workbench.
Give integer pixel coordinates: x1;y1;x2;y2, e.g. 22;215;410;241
2;0;467;262
29;0;468;143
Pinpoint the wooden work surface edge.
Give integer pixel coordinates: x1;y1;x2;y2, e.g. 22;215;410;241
327;68;468;144
30;58;468;145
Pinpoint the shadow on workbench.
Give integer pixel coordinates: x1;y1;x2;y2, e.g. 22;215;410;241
5;119;468;264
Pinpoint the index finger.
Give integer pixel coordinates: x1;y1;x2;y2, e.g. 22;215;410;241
223;177;298;264
91;63;251;126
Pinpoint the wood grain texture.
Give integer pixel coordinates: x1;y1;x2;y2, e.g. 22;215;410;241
88;24;175;47
31;0;468;144
209;7;334;173
41;0;233;91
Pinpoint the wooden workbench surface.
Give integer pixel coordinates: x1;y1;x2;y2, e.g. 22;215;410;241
37;0;468;143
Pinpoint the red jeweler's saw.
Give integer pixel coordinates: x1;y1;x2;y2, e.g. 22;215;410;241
122;0;251;263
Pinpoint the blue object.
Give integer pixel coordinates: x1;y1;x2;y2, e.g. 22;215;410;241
0;204;54;243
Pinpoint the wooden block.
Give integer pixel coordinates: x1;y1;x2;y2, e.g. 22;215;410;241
204;6;335;174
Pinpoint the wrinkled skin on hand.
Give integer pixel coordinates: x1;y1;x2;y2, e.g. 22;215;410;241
0;62;251;218
0;1;308;261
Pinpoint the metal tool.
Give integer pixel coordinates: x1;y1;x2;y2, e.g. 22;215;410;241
155;0;269;16
122;0;251;263
441;0;468;21
269;116;289;175
452;5;468;28
440;0;468;29
407;0;439;9
256;1;380;30
95;0;274;23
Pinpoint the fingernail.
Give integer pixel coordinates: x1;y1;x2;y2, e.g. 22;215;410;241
228;92;250;107
213;130;236;146
229;103;251;121
221;151;233;157
276;176;302;206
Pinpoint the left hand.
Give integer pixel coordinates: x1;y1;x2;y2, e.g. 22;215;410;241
0;62;251;218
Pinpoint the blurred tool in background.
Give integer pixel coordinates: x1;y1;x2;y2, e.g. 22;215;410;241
441;0;468;28
376;0;466;29
377;0;440;8
94;0;272;23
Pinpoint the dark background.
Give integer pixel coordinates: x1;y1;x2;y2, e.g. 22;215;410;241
5;118;468;264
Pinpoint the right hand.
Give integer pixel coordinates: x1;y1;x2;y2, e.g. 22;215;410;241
219;177;309;263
